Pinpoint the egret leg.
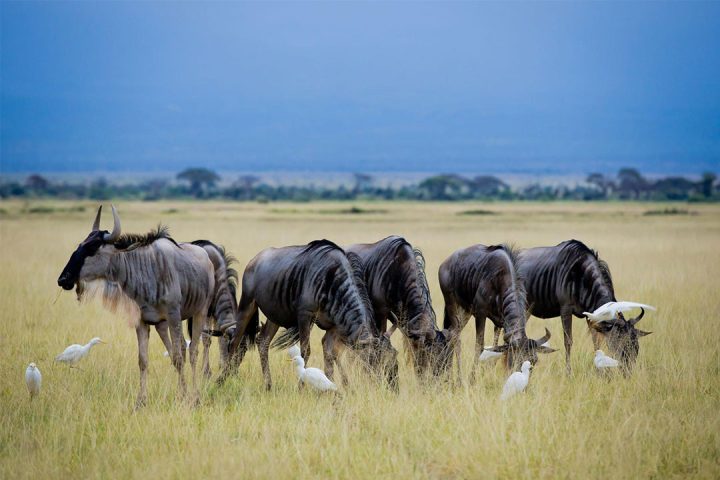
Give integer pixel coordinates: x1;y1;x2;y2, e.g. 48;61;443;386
135;322;150;409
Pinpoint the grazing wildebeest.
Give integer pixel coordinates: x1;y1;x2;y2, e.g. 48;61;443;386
220;240;399;391
57;205;215;407
345;236;450;377
439;244;555;384
190;240;238;378
517;239;652;373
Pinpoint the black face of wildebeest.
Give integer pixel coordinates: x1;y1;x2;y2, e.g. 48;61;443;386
487;327;556;371
589;310;651;372
57;230;108;290
428;330;453;377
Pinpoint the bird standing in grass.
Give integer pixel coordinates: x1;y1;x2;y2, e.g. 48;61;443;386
500;360;532;400
594;349;620;370
25;363;41;400
55;337;106;367
292;355;337;392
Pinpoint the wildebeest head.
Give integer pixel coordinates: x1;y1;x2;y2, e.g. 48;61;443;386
356;334;400;392
57;205;121;291
488;328;557;370
427;328;453;377
587;309;651;371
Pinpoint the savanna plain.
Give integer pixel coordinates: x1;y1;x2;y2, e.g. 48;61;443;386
1;200;718;479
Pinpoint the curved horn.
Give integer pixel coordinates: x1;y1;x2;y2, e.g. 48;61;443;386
389;311;400;325
535;327;551;345
103;204;121;242
92;205;102;231
628;307;645;326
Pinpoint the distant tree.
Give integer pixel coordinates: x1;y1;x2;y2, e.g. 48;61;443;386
650;177;697;200
617;168;647;199
353;173;374;194
471;175;509;197
418;174;471;200
586;173;614;197
228;175;260;200
700;172;717;198
25;174;49;190
177;168;220;197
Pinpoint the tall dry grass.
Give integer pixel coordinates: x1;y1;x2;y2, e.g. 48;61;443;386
0;200;718;479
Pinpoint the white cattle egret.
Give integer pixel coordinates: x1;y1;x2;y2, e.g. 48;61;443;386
55;337;106;366
292;356;337;392
479;348;503;362
287;344;301;359
163;339;191;357
500;360;532;400
584;301;656;322
594;350;620;369
25;363;41;399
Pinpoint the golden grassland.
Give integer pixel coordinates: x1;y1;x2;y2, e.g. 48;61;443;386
1;200;718;479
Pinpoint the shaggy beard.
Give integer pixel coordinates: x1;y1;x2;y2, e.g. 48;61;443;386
76;279;140;327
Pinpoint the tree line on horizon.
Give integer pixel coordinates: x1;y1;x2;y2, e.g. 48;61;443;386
1;168;717;202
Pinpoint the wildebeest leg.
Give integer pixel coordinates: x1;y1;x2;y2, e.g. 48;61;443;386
258;320;280;391
470;314;487;385
561;306;574;374
444;302;469;386
218;335;229;370
586;318;602;351
322;330;338;381
201;327;212;379
154;320;173;356
135;322;150;409
168;312;187;400
298;311;314;364
188;311;206;405
226;296;258;374
493;326;501;347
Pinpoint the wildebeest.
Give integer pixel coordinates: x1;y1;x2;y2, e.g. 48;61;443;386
439;244;555;384
345;236;450;377
220;240;399;391
57;205;215;407
190;240;238;378
517;239;652;372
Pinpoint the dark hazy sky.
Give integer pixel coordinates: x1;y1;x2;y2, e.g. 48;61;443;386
2;1;719;174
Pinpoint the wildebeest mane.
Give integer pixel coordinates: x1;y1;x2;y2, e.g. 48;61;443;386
345;251;376;332
191;240;238;297
487;243;528;337
412;247;438;328
560;239;614;294
113;224;179;251
301;239;343;254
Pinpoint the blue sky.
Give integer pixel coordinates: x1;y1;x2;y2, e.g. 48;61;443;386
1;2;718;174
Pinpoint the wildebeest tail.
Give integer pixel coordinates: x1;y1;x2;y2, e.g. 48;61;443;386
271;326;299;350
